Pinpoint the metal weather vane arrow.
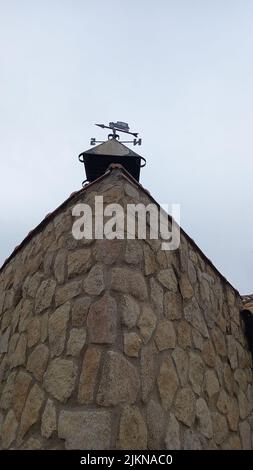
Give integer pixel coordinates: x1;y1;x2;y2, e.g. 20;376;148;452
90;121;142;146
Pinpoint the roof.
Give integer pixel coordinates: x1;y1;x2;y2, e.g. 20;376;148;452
83;138;142;158
241;294;253;313
0;163;241;297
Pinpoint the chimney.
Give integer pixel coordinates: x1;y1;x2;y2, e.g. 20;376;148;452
78;121;146;184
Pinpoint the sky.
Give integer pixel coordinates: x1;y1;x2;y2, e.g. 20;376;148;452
0;0;253;294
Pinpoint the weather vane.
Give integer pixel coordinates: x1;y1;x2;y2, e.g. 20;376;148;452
90;121;142;146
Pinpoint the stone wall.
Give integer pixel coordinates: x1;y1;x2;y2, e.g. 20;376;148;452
0;169;252;449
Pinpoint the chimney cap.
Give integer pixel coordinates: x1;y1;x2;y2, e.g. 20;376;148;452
83;138;142;158
79;131;146;185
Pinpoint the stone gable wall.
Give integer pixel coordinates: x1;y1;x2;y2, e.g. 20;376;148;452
0;172;252;449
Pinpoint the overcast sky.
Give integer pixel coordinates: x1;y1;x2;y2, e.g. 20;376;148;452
0;0;253;294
